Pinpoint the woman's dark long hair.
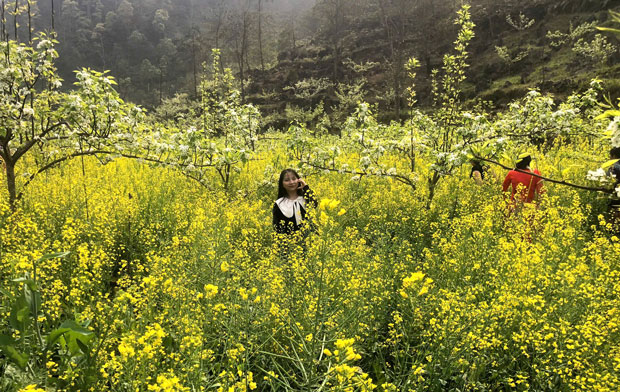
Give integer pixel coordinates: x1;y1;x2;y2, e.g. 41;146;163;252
470;160;485;179
515;155;531;170
277;169;301;199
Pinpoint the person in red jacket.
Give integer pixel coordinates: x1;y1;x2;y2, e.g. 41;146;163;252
502;153;545;204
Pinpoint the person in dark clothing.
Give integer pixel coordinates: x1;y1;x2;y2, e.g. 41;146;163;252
470;160;487;185
272;169;318;263
272;169;317;235
606;147;620;226
608;147;620;182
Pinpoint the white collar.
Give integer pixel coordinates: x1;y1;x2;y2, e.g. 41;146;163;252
276;196;306;225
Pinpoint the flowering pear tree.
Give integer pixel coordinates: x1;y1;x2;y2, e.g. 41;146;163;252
0;34;143;210
0;35;262;210
195;49;261;190
289;5;479;203
492;81;603;146
289;103;419;190
130;48;262;192
136;102;259;192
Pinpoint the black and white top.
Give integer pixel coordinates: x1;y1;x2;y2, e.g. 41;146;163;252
272;185;318;234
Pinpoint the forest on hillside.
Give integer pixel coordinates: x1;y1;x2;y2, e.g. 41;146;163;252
3;0;620;128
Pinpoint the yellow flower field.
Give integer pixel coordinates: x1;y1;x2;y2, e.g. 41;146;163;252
1;134;619;391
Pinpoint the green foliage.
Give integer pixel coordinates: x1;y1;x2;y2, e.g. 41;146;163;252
495;45;531;66
0;36;261;208
547;21;597;47
288;5;479;202
284;77;333;101
281;61;376;132
287;6;613;208
506;12;536;31
594;10;620;122
547;20;616;67
152;93;201;127
330;59;378;129
496;80;603;146
0;252;98;389
572;34;617;66
200;49;240;136
405;57;421;109
152;47;264;191
434;5;475;113
285;102;331;133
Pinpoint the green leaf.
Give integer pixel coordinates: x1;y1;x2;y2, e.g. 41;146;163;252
54;320;95;355
29;290;42;315
0;334;15;346
12;277;37;292
16;306;30;323
9;299;30;332
595;110;620;120
501;152;514;168
47;327;72;347
20;282;42;315
76;339;90;357
12;277;35;284
0;337;29;370
0;288;12;298
37;251;71;262
596;27;620;34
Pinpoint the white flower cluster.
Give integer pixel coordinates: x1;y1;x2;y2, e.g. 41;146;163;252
22;107;35;117
586;168;608;182
609;117;620;148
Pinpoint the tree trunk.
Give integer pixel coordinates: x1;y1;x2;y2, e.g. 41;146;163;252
5;158;16;210
51;0;55;32
258;0;264;71
333;43;339;81
1;0;6;43
13;0;18;41
159;67;163;105
190;0;198;98
239;10;249;101
393;70;401;119
27;0;32;44
331;0;343;81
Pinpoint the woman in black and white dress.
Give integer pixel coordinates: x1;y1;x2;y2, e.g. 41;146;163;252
272;169;317;235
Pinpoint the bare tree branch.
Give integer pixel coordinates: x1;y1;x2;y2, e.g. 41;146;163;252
473;155;614;194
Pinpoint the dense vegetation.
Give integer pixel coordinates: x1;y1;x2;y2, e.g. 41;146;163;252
2;2;620;392
3;1;620;122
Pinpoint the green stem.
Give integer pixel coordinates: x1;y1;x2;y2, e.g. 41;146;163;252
32;257;44;349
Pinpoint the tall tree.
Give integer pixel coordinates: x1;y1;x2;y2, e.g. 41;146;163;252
377;0;409;117
313;0;351;81
256;0;275;71
223;0;253;100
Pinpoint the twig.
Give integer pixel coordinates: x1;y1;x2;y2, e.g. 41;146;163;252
303;161;416;190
